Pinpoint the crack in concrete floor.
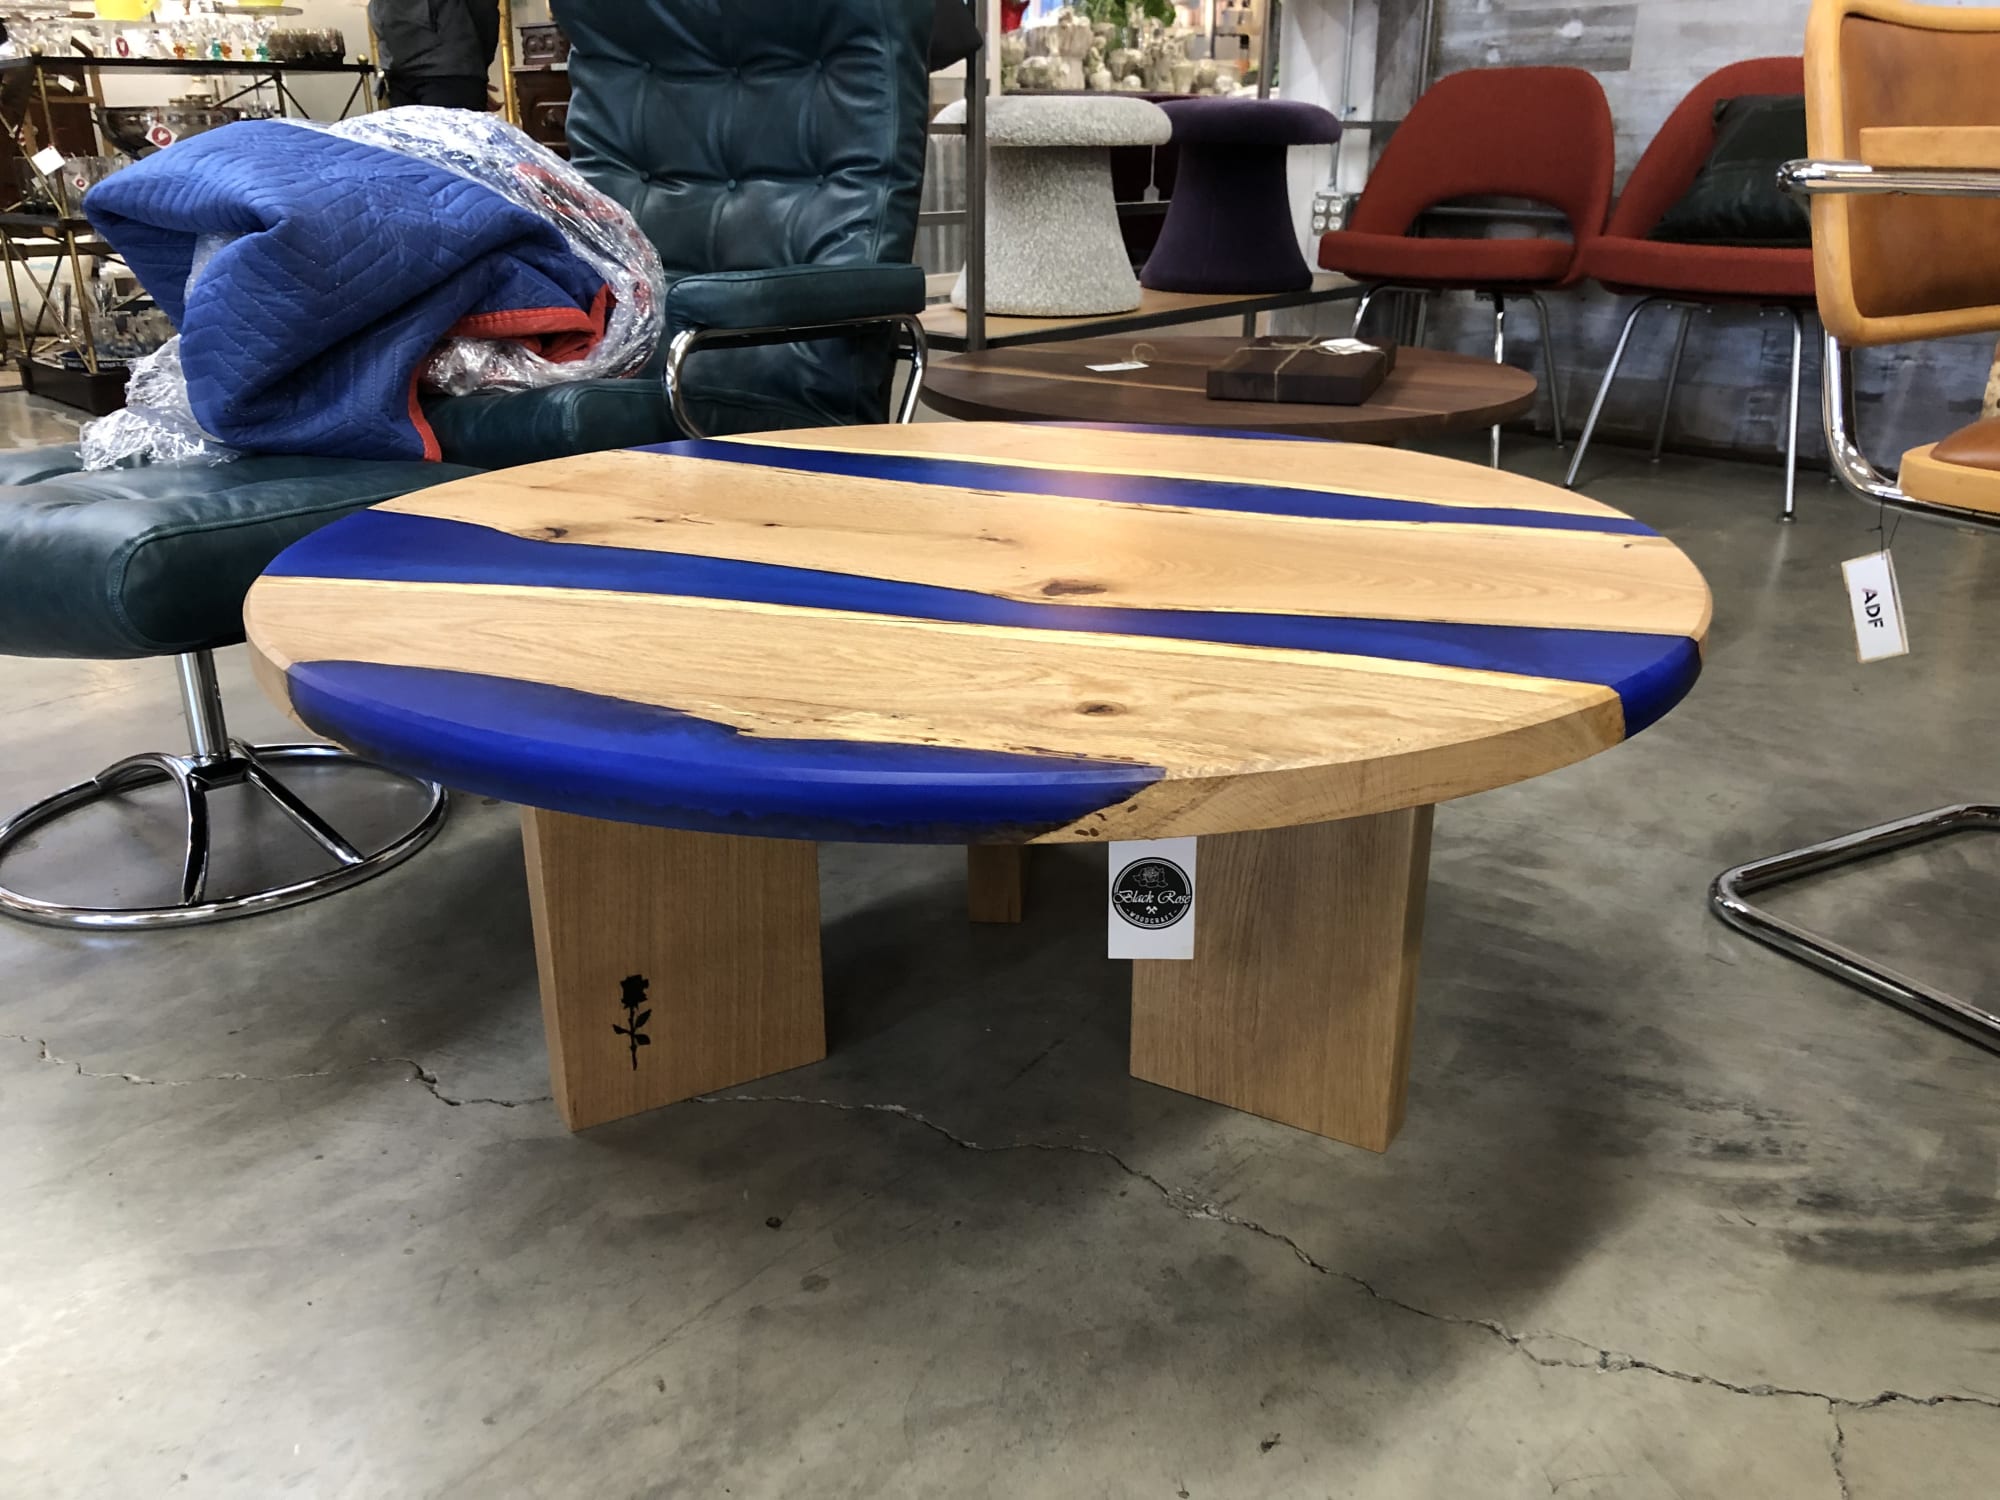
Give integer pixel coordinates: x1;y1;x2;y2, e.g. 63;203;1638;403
3;1033;549;1109
12;1030;1995;1496
694;1092;2000;1449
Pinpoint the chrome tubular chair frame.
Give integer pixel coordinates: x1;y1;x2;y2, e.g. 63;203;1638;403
1353;283;1569;469
1563;296;1808;521
661;313;930;441
0;650;447;930
1711;805;2000;1050
1704;156;2000;1052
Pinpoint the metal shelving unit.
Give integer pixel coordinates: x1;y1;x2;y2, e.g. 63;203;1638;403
0;52;374;404
921;274;1355;352
927;0;1358;356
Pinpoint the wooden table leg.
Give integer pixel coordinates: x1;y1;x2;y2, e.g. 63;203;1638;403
966;845;1027;924
521;809;826;1131
1129;808;1433;1152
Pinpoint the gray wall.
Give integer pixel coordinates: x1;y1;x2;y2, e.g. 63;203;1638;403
1352;0;1992;469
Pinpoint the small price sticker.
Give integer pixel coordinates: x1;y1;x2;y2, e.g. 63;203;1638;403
1108;837;1197;960
1842;551;1909;663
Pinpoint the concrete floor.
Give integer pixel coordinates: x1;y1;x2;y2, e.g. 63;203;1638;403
2;395;1998;1498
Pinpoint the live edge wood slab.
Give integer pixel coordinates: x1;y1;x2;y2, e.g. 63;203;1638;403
244;423;1710;1151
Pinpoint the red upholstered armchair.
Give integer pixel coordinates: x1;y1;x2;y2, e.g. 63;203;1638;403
1317;66;1615;467
1564;58;1816;515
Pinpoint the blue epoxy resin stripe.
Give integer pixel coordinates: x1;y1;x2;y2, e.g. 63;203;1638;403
271;511;1703;735
642;438;1657;537
286;661;1161;843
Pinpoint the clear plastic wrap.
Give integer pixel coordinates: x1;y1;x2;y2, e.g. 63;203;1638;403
81;232;240;470
80;108;665;469
317;108;664;396
79;335;238;469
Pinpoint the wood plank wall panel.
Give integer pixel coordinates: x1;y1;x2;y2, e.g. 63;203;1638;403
1435;3;1638;75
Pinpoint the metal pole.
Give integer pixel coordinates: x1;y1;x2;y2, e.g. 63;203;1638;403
1650;305;1694;462
27;61;95;373
85;61;108;153
174;652;231;765
0;230;26;370
964;0;989;353
1782;306;1805;523
364;12;385;107
497;0;521;126
59;229;96;375
1488;292;1505;469
1338;0;1358;116
1417;0;1440;92
1259;0;1280;98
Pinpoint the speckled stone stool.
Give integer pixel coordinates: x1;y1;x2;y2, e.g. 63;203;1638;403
1142;97;1341;294
938;93;1172;316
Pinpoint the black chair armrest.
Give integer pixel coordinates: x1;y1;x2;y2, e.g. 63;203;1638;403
664;263;927;336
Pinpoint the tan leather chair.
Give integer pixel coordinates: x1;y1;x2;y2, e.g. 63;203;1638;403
1797;0;2000;521
1710;0;2000;1050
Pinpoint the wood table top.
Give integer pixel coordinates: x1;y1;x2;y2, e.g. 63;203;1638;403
245;423;1710;845
920;336;1539;441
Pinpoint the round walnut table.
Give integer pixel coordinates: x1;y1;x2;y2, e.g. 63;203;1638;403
244;423;1709;1151
920;336;1539;443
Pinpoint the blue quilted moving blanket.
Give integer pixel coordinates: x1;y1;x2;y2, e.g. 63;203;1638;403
85;120;610;461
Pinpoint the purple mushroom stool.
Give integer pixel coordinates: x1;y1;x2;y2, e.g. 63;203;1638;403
1141;97;1342;295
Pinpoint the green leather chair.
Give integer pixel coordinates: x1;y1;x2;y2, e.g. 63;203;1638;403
0;0;937;927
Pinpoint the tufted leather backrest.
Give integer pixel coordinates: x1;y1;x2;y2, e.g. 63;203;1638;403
554;0;932;428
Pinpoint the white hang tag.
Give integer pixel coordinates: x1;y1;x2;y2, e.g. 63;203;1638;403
1108;837;1197;960
1842;550;1909;663
1086;360;1149;372
30;146;64;177
1315;337;1380;355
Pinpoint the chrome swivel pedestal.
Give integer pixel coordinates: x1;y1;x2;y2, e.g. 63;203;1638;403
0;651;447;930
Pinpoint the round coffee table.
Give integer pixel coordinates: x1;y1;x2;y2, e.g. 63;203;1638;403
244;423;1708;1149
920;335;1539;442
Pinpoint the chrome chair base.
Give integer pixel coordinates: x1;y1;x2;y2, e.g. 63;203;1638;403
1710;804;2000;1051
0;739;447;930
1353;284;1571;470
1565;297;1807;522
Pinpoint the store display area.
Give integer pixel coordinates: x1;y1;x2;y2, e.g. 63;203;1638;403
2;1;1998;1497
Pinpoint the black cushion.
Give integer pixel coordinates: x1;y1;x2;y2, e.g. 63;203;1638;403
927;0;981;71
1650;94;1811;248
0;446;476;659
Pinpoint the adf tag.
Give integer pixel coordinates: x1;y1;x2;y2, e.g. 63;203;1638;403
1108;837;1197;960
1842;551;1909;663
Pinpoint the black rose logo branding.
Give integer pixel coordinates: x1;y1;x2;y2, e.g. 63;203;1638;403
613;974;652;1070
1112;858;1193;930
